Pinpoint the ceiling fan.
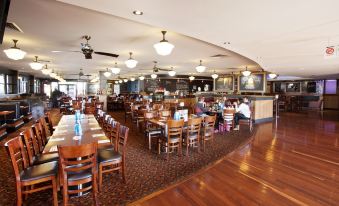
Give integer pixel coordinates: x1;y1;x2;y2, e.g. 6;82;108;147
53;35;119;59
140;61;171;72
68;68;92;79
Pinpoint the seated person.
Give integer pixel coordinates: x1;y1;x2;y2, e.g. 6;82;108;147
233;97;251;130
195;97;209;116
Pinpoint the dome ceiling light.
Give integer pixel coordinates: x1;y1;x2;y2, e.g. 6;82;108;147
41;64;51;75
168;67;176;76
111;62;121;74
153;31;174;56
133;10;143;15
118;79;123;83
151;73;157;79
49;69;57;78
29;56;44;70
211;70;219;79
269;73;278;79
241;66;251;77
3;39;26;60
123;78;128;82
189;76;195;81
139;75;145;80
125;52;138;68
104;68;111;77
196;60;206;73
130;77;136;81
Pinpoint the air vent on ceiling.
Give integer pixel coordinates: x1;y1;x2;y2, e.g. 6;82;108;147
210;54;228;58
5;22;23;33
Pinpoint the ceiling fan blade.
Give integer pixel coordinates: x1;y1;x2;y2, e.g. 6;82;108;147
158;68;171;71
94;51;119;58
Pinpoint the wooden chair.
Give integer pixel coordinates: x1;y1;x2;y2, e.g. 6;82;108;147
5;136;58;206
124;103;132;123
184;117;202;156
85;106;96;114
144;111;162;150
21;127;58;165
220;108;235;132
201;115;216;151
58;142;98;206
44;112;55;135
159;110;171;120
106;120;120;151
158;119;184;159
31;124;45;153
239;112;253;132
98;125;129;190
38;117;50;143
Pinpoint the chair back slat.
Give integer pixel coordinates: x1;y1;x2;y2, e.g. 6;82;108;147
21;128;40;165
118;125;129;153
187;117;202;136
167;119;184;143
32;124;44;153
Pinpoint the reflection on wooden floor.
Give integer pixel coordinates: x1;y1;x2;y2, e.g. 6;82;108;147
131;111;339;206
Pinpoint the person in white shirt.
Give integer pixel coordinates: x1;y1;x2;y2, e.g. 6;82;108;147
233;97;251;130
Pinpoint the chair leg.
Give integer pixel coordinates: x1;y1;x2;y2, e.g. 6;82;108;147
186;139;189;156
93;174;98;206
16;183;22;206
98;165;103;191
52;177;58;206
148;135;151;150
62;179;68;206
122;161;126;183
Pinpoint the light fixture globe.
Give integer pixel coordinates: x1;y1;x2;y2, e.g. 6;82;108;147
130;77;136;81
189;76;195;81
241;66;251;77
139;75;145;80
195;60;206;73
211;72;219;79
29;56;43;70
104;68;111;77
118;80;123;83
269;73;278;79
153;31;174;56
41;65;51;75
111;62;121;74
151;73;157;79
125;52;138;68
49;70;57;78
168;67;176;76
4;39;26;60
123;79;128;82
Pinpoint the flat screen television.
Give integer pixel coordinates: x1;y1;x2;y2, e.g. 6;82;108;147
307;81;317;93
0;0;11;44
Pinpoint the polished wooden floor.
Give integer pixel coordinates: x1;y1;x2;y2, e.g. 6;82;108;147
131;111;339;206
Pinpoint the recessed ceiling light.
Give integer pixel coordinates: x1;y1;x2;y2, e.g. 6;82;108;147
133;10;143;15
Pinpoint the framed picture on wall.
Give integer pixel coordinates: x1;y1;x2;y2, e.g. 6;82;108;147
286;82;301;93
238;72;266;92
215;75;234;91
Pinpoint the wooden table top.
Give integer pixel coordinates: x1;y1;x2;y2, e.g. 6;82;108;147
43;114;110;153
0;111;14;116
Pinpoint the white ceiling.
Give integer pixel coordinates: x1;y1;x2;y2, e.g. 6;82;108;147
0;0;258;80
57;0;339;78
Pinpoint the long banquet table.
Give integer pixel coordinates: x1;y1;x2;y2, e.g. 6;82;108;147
43;114;110;153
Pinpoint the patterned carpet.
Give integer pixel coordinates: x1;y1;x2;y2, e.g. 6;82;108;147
0;110;254;206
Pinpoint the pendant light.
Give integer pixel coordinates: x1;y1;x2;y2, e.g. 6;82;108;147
3;39;26;60
211;70;219;79
195;60;206;73
153;31;174;56
41;64;51;75
189;76;195;81
151;73;157;79
168;67;176;76
269;73;278;79
139;75;145;80
29;56;44;70
123;78;128;82
118;80;123;83
130;77;136;81
241;66;251;77
49;69;57;78
111;62;121;74
104;68;111;77
125;52;138;68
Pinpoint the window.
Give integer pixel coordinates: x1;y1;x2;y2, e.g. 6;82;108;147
6;75;16;94
34;79;41;93
0;74;5;94
324;80;337;94
18;76;28;94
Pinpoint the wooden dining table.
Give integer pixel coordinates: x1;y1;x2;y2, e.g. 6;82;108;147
43;114;110;154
